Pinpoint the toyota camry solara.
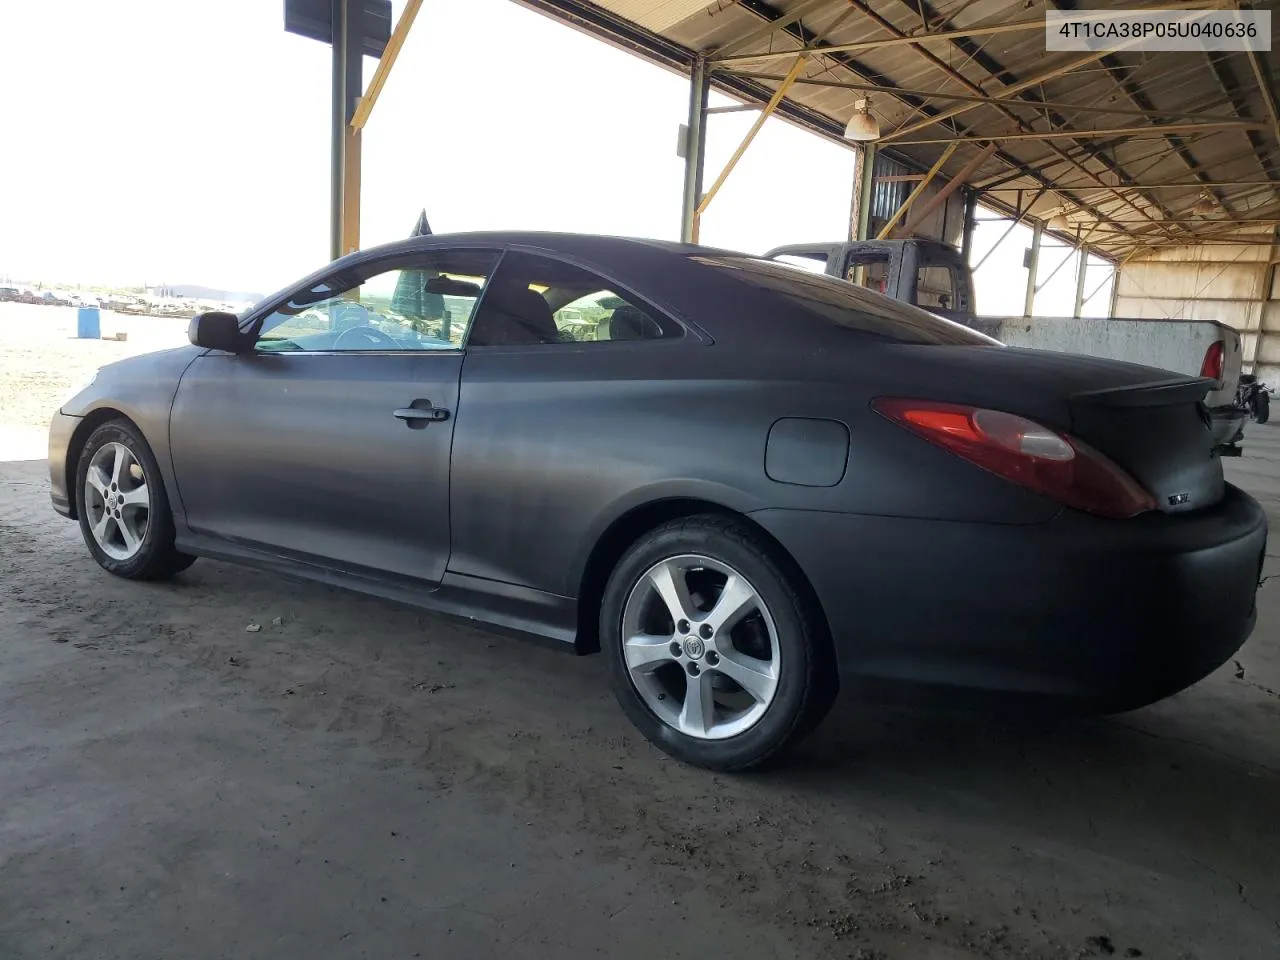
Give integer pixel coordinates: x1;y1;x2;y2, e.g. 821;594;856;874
49;233;1267;770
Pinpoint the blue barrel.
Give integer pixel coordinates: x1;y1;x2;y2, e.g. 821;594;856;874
77;306;101;339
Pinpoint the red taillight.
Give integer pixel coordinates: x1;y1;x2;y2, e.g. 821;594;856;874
873;398;1157;519
1200;340;1224;382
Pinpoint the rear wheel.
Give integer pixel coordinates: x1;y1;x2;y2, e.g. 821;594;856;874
601;515;835;771
76;420;196;580
1253;391;1270;424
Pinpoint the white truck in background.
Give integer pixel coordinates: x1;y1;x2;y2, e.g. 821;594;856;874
764;239;1249;453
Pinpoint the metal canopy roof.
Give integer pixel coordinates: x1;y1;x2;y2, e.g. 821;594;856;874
518;0;1280;257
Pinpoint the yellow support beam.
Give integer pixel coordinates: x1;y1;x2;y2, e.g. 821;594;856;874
341;126;362;256
899;143;996;237
875;143;957;240
691;55;807;242
338;0;423;256
351;0;425;131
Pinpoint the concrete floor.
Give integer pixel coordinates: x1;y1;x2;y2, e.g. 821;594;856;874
1;429;1278;960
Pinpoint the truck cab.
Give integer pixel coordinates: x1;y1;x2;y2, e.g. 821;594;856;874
762;239;977;322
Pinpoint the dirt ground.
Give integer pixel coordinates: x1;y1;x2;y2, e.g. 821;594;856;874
0;303;189;459
1;305;1278;959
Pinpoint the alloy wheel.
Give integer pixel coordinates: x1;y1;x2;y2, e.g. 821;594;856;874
84;441;150;561
620;554;780;740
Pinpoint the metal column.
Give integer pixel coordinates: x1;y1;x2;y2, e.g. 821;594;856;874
1073;243;1088;318
1023;223;1041;317
679;58;709;244
327;0;365;260
961;188;977;264
852;144;876;241
329;0;349;262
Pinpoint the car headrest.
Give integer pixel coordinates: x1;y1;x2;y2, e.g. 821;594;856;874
607;305;660;341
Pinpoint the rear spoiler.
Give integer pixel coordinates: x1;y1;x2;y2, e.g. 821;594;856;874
1071;376;1212;408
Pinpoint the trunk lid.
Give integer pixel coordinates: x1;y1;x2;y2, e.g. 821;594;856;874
1069;375;1223;514
871;344;1225;515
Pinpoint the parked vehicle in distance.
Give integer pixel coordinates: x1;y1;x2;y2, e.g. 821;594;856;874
764;240;1248;454
0;286;19;302
1236;373;1271;425
48;233;1267;769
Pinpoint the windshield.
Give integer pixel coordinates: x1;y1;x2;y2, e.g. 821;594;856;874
691;254;998;347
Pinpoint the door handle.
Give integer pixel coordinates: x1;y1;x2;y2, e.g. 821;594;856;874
394;406;450;424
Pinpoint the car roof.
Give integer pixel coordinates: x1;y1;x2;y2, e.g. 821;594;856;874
328;231;762;274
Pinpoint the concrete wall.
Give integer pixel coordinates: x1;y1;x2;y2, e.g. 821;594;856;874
1115;239;1279;379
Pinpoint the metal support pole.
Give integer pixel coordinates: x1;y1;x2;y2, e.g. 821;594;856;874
1073;243;1088;318
329;0;348;262
1023;223;1042;317
680;58;709;244
961;188;977;264
852;144;877;241
1109;262;1122;318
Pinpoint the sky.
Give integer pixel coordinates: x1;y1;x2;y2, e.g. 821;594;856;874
0;0;1098;314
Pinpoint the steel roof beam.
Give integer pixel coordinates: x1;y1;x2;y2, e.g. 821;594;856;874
725;0;1142;237
895;121;1263;144
1209;47;1280;186
712;14;1050;65
882;0;1234;144
1053;0;1241;220
852;0;1175;234
734;72;1246;123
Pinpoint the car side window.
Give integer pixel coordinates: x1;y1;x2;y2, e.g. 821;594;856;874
467;250;674;346
254;251;499;353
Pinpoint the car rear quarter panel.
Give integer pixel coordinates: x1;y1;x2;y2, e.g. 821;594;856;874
449;343;1062;600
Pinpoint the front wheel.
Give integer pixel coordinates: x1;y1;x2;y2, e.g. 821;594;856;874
601;515;835;771
76;419;196;580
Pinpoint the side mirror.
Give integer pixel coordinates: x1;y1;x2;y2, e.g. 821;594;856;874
189;311;249;352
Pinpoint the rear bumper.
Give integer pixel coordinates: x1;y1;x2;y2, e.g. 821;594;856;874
751;484;1266;710
1209;404;1246;446
49;411;80;518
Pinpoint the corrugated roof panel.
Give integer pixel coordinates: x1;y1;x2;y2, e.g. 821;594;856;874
521;0;1279;250
591;0;719;33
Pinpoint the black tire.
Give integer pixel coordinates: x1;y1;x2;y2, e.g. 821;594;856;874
76;419;196;580
1253;391;1269;424
601;514;836;771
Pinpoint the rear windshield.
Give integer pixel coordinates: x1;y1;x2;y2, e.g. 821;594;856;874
690;254;998;346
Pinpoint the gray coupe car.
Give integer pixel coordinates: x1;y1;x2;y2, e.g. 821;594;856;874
50;233;1266;769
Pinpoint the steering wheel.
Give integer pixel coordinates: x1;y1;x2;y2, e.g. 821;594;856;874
333;325;399;350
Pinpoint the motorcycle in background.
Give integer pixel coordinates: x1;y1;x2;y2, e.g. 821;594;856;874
1236;373;1271;424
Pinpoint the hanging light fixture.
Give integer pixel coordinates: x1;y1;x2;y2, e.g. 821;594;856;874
843;98;881;141
1047;206;1072;231
1192;190;1218;216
